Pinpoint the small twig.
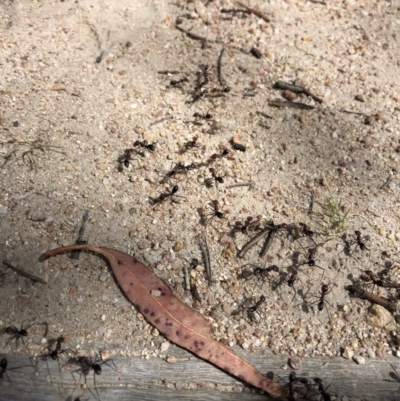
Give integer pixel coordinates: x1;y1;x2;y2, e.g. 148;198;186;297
340;108;368;117
226;182;254;189
256;111;273;119
235;1;270;23
217;48;227;88
345;285;398;313
237;226;271;258
199;235;212;286
306;0;327;4
175;25;212;47
70;210;89;260
183;266;190;291
2;260;47;284
273;81;323;103
269;100;315;110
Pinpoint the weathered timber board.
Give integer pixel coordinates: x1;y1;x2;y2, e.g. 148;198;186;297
1;345;400;400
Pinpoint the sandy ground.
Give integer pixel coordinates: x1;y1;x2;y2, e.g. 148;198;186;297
0;0;400;398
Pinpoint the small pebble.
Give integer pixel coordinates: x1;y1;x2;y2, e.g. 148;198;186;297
353;355;365;365
101;314;106;321
173;242;183;252
288;357;301;370
31;211;46;221
160;342;170;352
0;207;8;214
99;272;109;282
342;347;354;360
129;208;137;215
151;290;162;297
101;349;110;359
387;232;395;241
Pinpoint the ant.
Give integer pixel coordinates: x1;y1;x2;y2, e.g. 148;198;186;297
169;77;189;87
72;354;118;400
133;140;156;152
247;295;266;319
46;336;67;361
205;168;224;188
152;185;184;206
297;248;324;273
313;377;332;401
299;222;316;244
118;148;135;168
195;65;210;90
205;200;226;225
349;230;370;254
207;149;230;164
310;283;333;320
0;357;10;384
2;322;36;347
193;110;213;120
259;221;288;257
181;136;203;153
232;216;262;236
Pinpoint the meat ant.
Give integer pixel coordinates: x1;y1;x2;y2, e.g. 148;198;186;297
118;148;135;168
205;168;224;188
169;77;189;87
313;377;332;401
247;295;266;320
299;222;316;244
205;200;227;225
195;64;210;90
193;110;213;121
232;216;262;236
181;136;203;153
0;357;10;384
72;354;118;400
310;283;333;320
152;185;185;206
207;149;230;164
2;321;46;348
259;221;288;257
353;230;370;252
297;248;324;274
360;270;400;289
133;140;156;152
162;161;199;183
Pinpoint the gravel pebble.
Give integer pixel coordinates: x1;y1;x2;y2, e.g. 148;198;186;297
353;355;366;365
30;211;46;221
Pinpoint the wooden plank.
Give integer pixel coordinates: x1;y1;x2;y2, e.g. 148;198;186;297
1;345;400;400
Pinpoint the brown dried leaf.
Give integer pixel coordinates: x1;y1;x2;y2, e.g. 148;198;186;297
41;244;288;399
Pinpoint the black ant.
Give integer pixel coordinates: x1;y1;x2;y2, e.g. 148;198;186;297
259;221;288;257
205;200;226;225
2;322;39;348
152;185;184;206
46;336;67;361
205;168;224;188
297;248;324;273
353;230;370;252
162;162;199;182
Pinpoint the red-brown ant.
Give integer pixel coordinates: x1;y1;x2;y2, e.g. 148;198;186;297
205;168;224;188
193;111;213;120
259;221;288;257
195;65;210;90
247;295;265;315
299;222;316;244
152;185;184;206
313;377;332;401
310;283;333;320
170;77;189;87
0;357;10;385
72;354;118;400
181;136;203;153
205;200;226;225
207;149;230;163
118;148;135;168
133;140;156;152
353;230;370;252
297;248;324;273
